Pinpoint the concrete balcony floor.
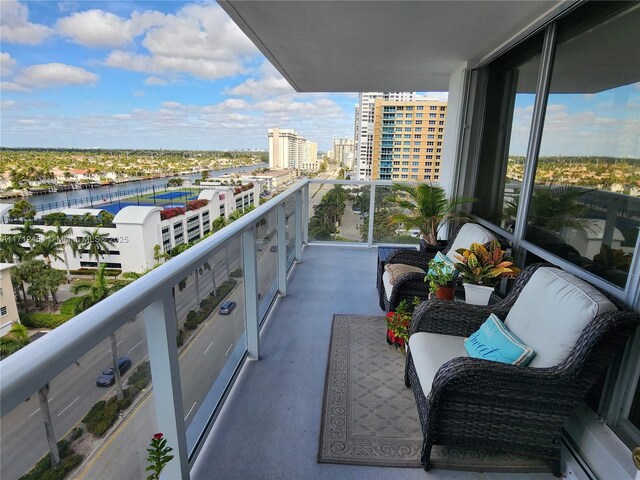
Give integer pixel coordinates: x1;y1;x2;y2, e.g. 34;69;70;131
191;245;555;480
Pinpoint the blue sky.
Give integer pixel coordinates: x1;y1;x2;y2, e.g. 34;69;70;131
0;0;362;151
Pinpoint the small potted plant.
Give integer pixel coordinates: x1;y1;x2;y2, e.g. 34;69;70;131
385;297;420;353
453;240;520;305
425;258;457;301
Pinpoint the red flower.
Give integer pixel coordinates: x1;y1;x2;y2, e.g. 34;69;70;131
153;433;164;440
386;312;394;318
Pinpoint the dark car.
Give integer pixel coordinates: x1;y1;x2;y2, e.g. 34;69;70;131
219;300;237;315
96;356;132;387
270;245;278;252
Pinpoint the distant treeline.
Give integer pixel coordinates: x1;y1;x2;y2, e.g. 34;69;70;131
509;155;640;165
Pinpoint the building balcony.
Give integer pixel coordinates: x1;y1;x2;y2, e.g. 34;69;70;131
0;179;635;479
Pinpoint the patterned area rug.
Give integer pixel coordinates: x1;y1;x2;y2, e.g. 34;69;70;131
318;314;551;472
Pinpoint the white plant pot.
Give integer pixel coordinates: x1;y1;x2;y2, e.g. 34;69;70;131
463;283;495;305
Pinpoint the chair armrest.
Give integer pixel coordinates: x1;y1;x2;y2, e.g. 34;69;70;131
410;299;512;337
386;249;434;271
388;272;429;311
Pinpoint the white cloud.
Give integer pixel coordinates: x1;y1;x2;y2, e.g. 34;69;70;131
0;0;54;45
1;99;18;109
15;63;99;89
227;62;294;98
99;3;258;81
1;81;29;92
144;76;171;86
1;52;17;77
57;9;165;48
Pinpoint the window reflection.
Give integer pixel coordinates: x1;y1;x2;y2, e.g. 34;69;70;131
473;36;543;228
525;6;640;289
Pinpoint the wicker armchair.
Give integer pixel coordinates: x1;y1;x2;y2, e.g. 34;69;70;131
381;223;497;311
404;263;640;475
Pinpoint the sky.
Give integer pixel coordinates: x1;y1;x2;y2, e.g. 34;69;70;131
0;0;363;151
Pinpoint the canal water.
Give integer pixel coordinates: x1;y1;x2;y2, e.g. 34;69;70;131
3;164;267;214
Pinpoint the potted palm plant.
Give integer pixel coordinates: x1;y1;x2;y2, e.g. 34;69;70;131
453;240;520;305
388;182;474;253
425;258;457;300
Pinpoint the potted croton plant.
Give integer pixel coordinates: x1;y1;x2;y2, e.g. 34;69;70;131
453;240;520;305
425;257;457;301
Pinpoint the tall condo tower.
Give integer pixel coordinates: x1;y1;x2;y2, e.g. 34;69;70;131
355;92;416;180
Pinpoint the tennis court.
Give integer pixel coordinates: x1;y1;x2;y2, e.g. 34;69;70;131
153;191;199;201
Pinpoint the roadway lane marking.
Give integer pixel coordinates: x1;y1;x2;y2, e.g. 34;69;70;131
29;396;54;417
203;341;214;356
128;340;144;354
57;396;80;416
225;344;234;356
184;402;197;421
116;338;125;347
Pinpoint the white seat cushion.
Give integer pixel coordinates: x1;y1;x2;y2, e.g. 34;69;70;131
505;267;617;368
409;332;468;395
382;271;393;300
445;223;497;263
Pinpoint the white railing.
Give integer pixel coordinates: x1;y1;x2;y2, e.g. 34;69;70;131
0;178;414;479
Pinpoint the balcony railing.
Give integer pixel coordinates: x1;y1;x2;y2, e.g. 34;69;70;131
1;179;421;479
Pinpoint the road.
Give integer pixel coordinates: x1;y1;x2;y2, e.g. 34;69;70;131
1;232;279;479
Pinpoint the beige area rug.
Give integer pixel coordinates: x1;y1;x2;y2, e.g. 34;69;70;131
318;314;551;472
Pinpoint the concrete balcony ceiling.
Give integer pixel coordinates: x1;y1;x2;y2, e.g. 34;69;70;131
219;0;566;92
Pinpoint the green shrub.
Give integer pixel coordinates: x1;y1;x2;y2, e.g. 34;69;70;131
59;297;83;316
82;394;134;437
67;268;121;276
186;310;197;322
177;328;184;347
19;440;83;480
128;361;151;391
19;312;72;329
230;268;243;278
185;318;198;330
68;427;83;442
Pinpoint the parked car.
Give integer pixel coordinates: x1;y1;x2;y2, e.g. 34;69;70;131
219;301;237;315
96;356;132;387
270;245;278;252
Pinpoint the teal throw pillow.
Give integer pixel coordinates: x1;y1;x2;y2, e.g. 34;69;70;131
464;314;535;365
428;251;458;277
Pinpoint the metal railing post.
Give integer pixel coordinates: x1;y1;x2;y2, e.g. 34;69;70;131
367;184;376;247
241;227;260;360
294;190;303;262
143;293;189;480
276;203;287;296
302;182;309;245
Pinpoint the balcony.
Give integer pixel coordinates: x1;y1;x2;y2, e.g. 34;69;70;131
0;180;556;480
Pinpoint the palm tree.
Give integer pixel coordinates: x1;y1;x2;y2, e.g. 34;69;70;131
45;225;75;283
0;234;26;263
77;228;115;267
11;221;44;247
72;264;129;400
388;182;474;246
32;236;63;267
0;325;61;466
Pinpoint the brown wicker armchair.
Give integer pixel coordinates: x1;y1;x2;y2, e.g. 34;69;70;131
404;263;640;475
381;223;497;311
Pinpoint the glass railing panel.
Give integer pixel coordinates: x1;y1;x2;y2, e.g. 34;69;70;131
176;236;246;443
371;185;420;245
256;211;278;320
1;318;157;480
308;182;367;243
285;197;296;268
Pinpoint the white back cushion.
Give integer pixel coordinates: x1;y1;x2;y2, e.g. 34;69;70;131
445;223;497;263
505;267;617;368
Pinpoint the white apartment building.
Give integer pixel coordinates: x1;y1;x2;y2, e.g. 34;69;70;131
355;92;417;180
0;263;20;337
332;138;355;169
0;184;259;274
268;128;318;171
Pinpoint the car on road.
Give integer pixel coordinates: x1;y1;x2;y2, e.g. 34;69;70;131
270;245;278;252
96;356;132;387
219;301;237;315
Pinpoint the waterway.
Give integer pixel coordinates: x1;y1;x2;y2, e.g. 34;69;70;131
3;163;267;214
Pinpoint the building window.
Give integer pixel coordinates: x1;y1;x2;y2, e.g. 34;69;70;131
416;120;422;125
417;106;424;110
416;113;424;118
429;113;436;118
0;306;6;317
428;120;436;125
430;105;437;110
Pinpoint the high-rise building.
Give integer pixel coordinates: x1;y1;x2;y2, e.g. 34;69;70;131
332;138;355;169
371;98;447;181
355;92;417;180
268;128;317;170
